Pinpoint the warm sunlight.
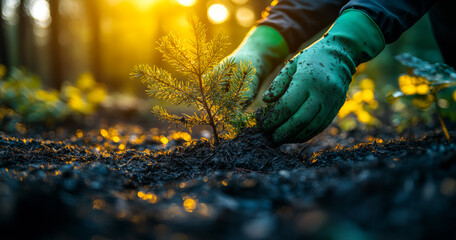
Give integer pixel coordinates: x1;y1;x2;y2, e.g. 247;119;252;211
176;0;197;7
207;3;229;24
132;0;157;9
0;1;454;238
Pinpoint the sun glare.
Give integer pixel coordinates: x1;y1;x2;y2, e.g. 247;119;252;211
177;0;197;7
207;3;229;24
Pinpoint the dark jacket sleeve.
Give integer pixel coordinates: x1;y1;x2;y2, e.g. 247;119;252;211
257;0;438;51
341;0;438;44
256;0;347;52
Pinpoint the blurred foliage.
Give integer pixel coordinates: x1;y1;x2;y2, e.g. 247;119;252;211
1;0;268;92
389;97;434;133
131;18;255;144
337;52;456;137
336;64;381;131
396;53;456;81
387;53;456;139
61;73;107;115
436;87;456;122
0;65;106;133
388;74;435;133
0;66;68;132
0;65;6;78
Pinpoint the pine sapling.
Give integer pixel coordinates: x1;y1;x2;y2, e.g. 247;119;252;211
130;17;256;144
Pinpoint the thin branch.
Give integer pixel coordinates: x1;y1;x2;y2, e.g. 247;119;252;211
141;69;203;105
159;36;198;76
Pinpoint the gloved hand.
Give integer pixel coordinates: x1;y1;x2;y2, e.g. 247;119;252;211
260;9;385;143
223;25;289;104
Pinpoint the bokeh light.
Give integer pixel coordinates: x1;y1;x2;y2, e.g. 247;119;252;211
183;198;197;212
2;0;20;23
29;0;51;28
59;0;83;17
235;7;255;27
160;136;169;145
207;3;229;24
177;0;197;7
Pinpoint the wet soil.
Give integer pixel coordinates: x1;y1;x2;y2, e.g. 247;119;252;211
1;123;456;240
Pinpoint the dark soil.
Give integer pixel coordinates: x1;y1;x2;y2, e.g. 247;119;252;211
1;123;456;240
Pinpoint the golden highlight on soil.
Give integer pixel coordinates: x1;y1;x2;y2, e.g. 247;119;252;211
130;17;256;144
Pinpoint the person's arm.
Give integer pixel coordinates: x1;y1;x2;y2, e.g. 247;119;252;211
226;0;347;103
259;0;437;50
341;0;437;44
260;0;439;144
257;0;347;52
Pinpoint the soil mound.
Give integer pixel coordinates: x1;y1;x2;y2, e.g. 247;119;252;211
141;128;302;185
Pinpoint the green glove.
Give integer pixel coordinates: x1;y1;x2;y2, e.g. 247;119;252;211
261;9;385;143
225;25;289;103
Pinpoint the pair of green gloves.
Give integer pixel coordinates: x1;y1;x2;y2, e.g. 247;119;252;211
226;10;385;143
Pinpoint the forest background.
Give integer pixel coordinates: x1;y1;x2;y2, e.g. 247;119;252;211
0;0;443;105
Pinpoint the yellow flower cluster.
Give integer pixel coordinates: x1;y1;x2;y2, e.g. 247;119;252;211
399;75;430;95
35;89;60;104
62;73;107;115
338;78;379;125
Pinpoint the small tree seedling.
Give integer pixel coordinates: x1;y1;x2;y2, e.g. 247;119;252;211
387;53;456;140
130;17;256;144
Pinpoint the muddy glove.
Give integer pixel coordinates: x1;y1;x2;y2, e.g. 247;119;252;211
224;25;289;103
261;9;385;143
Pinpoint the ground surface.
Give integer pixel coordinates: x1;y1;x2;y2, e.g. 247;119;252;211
1;120;456;240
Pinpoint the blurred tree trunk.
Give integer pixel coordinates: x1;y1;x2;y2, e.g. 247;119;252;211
0;1;11;71
17;0;38;73
85;0;102;82
18;0;31;68
49;0;62;89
